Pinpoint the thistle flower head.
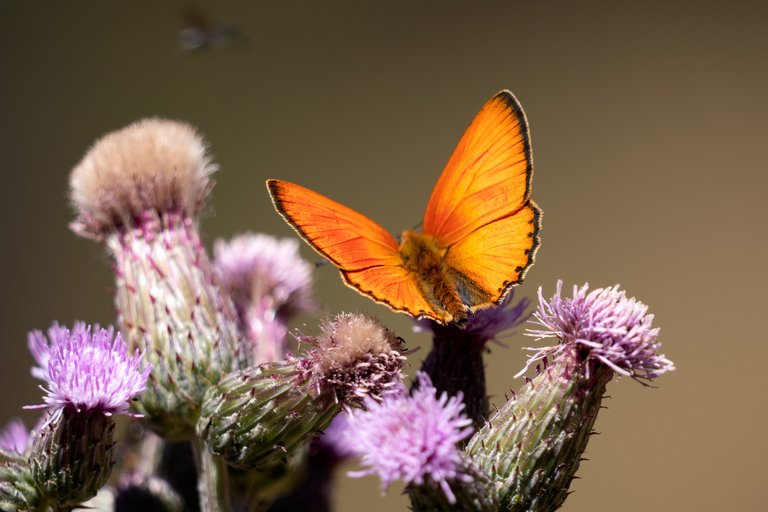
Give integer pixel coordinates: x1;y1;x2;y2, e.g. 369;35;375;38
303;313;407;404
26;322;151;416
342;372;473;503
0;419;30;456
214;233;314;317
69;118;216;237
523;281;675;382
416;290;531;347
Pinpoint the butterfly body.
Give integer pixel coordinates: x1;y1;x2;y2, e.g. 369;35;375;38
268;90;541;325
398;230;469;324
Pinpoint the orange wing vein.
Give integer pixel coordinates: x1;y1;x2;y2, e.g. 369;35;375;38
266;179;443;319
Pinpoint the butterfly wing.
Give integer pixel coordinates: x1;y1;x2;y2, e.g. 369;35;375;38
267;179;445;320
423;90;541;307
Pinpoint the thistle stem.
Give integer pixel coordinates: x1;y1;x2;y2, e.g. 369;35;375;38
420;333;488;430
191;437;231;512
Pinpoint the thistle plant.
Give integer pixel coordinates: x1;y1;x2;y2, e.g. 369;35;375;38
0;117;674;512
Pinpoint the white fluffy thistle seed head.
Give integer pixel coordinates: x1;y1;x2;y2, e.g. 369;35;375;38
69;118;216;237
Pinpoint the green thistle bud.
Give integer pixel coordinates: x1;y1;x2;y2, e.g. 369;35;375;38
68;119;242;438
467;282;674;511
0;461;40;512
30;407;116;509
199;362;339;470
466;356;609;511
198;313;407;470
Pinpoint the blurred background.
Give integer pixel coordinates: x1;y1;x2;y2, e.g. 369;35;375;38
1;1;766;510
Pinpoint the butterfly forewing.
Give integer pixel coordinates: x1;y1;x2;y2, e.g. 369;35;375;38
422;90;540;307
423;91;534;247
267;179;444;320
268;179;401;270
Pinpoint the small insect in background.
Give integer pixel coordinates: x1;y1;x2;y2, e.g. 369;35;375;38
178;10;245;52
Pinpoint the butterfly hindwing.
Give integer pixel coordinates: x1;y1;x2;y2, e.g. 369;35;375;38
443;200;541;308
267;179;444;319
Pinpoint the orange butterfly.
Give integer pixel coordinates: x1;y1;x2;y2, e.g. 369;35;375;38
267;90;541;325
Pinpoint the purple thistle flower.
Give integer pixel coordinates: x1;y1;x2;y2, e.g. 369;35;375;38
25;323;151;417
343;372;474;504
214;233;314;364
214;233;314;317
0;419;30;455
522;281;675;382
416;290;531;347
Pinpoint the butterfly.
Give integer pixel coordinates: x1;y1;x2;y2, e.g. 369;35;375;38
267;90;541;325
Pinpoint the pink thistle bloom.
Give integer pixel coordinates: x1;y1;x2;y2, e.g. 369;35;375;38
214;233;314;364
522;281;675;382
343;373;473;504
415;290;531;348
214;233;313;318
26;323;151;417
0;418;30;455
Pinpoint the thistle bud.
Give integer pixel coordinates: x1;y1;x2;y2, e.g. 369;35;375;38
68;119;242;438
198;313;406;470
0;461;39;512
0;420;39;510
466;281;675;511
31;407;115;508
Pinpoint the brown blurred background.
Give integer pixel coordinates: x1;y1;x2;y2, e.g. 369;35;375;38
1;1;766;510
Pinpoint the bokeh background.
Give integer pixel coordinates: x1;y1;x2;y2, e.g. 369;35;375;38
2;1;766;510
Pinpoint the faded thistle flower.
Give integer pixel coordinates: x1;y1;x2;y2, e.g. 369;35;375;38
340;372;496;509
68;119;242;437
198;313;407;470
25;323;150;509
214;233;314;365
467;281;675;511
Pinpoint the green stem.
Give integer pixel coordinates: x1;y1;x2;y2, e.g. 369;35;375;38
191;437;231;512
